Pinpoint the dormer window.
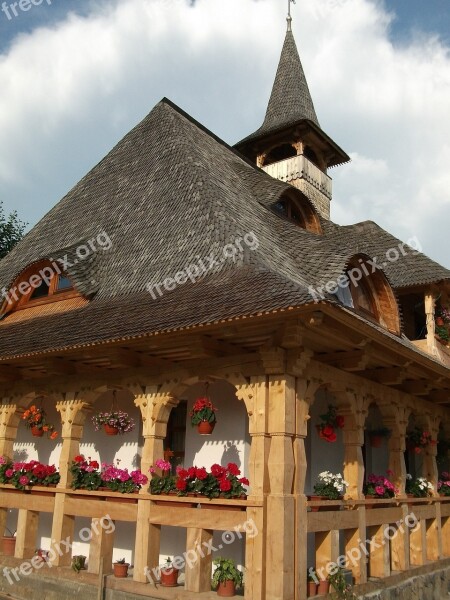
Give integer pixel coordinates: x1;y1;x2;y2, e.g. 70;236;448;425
1;260;79;317
272;191;322;234
337;255;400;334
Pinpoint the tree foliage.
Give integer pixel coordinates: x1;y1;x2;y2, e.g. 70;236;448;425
0;201;27;259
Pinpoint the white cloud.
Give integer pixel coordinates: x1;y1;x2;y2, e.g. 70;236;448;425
0;0;449;267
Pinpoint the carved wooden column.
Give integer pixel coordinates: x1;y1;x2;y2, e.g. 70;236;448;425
56;394;92;488
0;398;23;458
335;390;368;584
294;378;319;600
266;374;296;600
134;385;179;585
50;393;91;567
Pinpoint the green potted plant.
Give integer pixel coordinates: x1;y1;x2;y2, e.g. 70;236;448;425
438;472;450;496
405;474;434;498
367;427;391;448
363;472;397;507
113;557;129;578
309;471;348;511
307;568;318;597
328;567;357;599
70;455;102;490
211;557;243;597
71;555;87;572
190;397;218;435
160;556;179;587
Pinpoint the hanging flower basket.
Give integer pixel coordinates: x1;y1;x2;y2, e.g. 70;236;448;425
190;395;217;434
316;405;344;443
198;420;215;435
22;406;58;440
103;424;119;436
92;410;135;435
406;427;437;454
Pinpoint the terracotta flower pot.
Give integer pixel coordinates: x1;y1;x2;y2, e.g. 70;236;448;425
308;495;339;512
113;562;129;578
317;579;330;595
307;581;318;597
104;424;119;436
197;421;215;435
160;565;179;586
217;580;236;597
2;536;16;556
31;426;44;437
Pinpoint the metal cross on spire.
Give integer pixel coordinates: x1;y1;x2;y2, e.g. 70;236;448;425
287;0;295;31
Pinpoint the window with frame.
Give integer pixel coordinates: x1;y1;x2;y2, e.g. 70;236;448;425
272;192;322;234
1;261;78;316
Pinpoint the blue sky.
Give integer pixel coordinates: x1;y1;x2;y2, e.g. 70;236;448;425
0;0;449;268
1;0;449;52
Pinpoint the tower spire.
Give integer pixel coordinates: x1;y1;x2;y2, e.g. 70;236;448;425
287;0;294;31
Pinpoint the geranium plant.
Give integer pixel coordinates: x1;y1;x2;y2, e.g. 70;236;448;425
313;471;348;500
435;305;450;344
0;456;60;490
190;397;217;426
438;472;450;497
174;463;249;499
22;405;58;439
149;459;175;495
70;455;102;490
211;557;243;591
316;405;344;443
363;472;398;499
92;410;135;435
407;427;437;453
100;461;148;493
405;474;434;498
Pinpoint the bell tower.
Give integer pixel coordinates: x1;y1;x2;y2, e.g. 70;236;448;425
235;4;349;219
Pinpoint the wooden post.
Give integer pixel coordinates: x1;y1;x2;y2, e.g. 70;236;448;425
14;509;39;559
184;528;213;593
265;375;296;600
344;507;367;584
315;529;340;576
88;517;114;575
335;390;367;500
409;517;426;566
294;379;319;600
0;401;22;459
368;524;390;578
385;415;408;496
133;500;161;584
49;493;75;566
390;503;410;572
441;516;450;557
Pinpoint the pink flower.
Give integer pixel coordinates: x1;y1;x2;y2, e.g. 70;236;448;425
0;456;6;465
375;486;385;496
5;469;13;478
19;476;29;486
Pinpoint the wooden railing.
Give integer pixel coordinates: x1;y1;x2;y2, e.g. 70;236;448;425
306;496;450;588
262;155;332;199
0;485;264;599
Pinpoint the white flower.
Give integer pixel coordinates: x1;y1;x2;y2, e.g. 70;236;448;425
406;473;412;480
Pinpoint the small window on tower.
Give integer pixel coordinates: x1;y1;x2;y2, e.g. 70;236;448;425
263;144;297;166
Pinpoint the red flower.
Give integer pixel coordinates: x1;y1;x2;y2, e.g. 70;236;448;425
176;468;188;479
74;455;84;463
335;416;345;429
239;477;249;486
195;468;207;480
227;463;241;476
414;447;422;454
219;479;231;492
176;479;187;491
90;461;99;469
211;464;225;478
187;467;196;479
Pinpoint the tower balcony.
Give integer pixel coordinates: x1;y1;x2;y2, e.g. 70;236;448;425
262;154;332;200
